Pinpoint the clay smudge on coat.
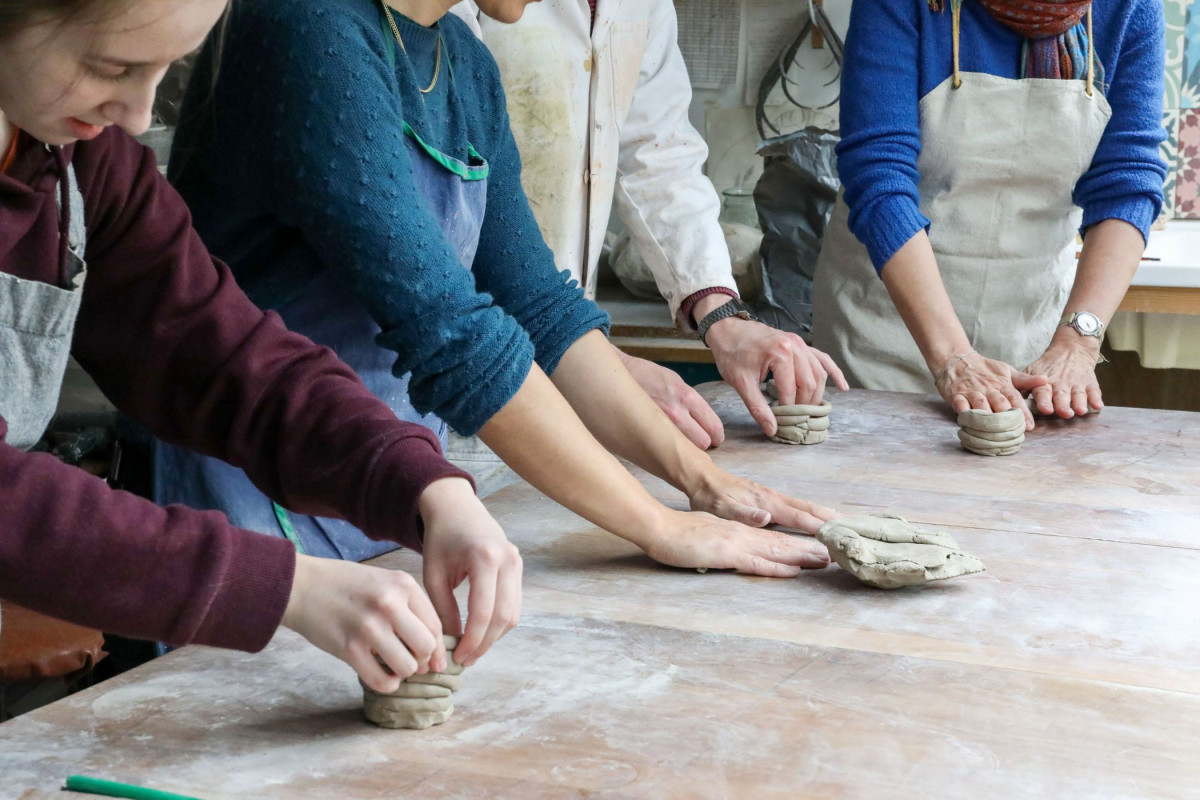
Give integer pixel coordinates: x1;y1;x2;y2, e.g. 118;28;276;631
486;24;585;278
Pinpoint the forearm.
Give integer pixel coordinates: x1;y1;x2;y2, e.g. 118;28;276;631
476;359;668;550
1053;219;1144;353
879;231;972;372
553;331;713;495
0;439;295;651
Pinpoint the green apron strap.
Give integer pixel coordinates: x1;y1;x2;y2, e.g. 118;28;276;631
273;502;307;555
402;122;490;181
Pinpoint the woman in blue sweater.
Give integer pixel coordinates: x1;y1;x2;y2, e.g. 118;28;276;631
159;0;834;601
813;0;1166;427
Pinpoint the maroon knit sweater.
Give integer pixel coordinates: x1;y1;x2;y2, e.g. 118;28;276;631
0;128;471;652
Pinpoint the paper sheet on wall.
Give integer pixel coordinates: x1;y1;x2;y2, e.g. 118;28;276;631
677;0;741;89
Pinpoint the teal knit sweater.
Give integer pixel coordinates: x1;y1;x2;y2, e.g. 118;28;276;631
170;0;609;435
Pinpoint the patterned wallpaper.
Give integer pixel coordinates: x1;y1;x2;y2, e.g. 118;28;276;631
1165;0;1200;218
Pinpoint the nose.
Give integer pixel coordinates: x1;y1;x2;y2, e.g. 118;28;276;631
100;71;164;137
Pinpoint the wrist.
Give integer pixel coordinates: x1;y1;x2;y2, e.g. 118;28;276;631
924;336;975;376
417;476;475;521
1050;327;1102;356
281;553;312;632
690;294;735;326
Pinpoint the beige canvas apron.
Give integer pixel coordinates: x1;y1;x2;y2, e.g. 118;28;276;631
812;13;1112;393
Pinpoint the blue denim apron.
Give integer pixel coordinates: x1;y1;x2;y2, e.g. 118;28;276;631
156;60;489;561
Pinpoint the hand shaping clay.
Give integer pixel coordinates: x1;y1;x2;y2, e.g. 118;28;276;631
362;635;465;730
816;514;986;589
956;407;1025;456
762;380;832;446
1024;396;1101;416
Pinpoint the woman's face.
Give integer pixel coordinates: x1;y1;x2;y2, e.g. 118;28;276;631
0;0;226;144
475;0;541;25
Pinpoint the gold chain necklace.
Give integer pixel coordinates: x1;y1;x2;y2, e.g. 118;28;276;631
383;4;442;95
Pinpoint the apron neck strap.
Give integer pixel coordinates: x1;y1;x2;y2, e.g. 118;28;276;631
951;1;1095;96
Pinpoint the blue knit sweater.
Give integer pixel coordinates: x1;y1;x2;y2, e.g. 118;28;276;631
170;0;609;435
838;0;1167;273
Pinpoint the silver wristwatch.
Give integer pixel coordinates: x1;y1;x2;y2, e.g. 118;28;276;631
697;298;758;346
1059;311;1104;339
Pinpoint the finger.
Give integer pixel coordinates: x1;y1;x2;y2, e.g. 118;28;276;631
1053;388;1075;419
422;568;461;670
950;393;971;414
1031;383;1055;416
670;409;713;451
731;532;830;576
682;386;726;447
1072;388;1089;417
765;500;837;534
726;501;772;528
372;619;422;681
469;550;523;665
813;349;849;392
1086;384;1104;412
1005;388;1034;430
986;390;1012;412
394;597;442;674
456;562;498;667
734;378;778;437
791;350;820;406
351;645;404;694
770;357;798;406
968;391;990;411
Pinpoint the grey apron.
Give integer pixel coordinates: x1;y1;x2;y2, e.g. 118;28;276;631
155;27;490;561
0;157;87;451
812;7;1112;393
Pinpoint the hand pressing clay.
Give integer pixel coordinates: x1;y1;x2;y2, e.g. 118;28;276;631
956;408;1025;456
815;514;985;589
1024;396;1101;416
363;635;465;730
762;380;832;445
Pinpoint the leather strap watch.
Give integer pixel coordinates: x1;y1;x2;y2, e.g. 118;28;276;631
1058;311;1104;340
697;297;758;346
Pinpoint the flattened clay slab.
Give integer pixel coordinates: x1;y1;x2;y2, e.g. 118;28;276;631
816;514;986;589
956;408;1025;433
363;635;464;730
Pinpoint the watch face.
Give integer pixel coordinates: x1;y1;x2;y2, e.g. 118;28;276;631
1075;313;1101;335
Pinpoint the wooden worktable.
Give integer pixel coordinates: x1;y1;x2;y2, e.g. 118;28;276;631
3;385;1198;798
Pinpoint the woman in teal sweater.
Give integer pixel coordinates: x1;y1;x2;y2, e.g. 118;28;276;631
161;0;836;585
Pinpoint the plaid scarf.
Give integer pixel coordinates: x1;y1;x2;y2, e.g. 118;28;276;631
929;0;1104;85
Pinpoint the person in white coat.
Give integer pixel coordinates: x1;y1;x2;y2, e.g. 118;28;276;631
452;0;847;450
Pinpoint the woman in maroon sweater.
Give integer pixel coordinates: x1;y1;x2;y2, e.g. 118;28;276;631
0;0;521;692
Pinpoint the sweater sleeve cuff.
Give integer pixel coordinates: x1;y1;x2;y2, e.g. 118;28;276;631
1081;195;1161;246
191;532;297;653
852;197;931;274
361;434;476;553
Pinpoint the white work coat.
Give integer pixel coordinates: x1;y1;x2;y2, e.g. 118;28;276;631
451;0;737;325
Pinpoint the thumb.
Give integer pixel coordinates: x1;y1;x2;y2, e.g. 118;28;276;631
1010;369;1050;393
